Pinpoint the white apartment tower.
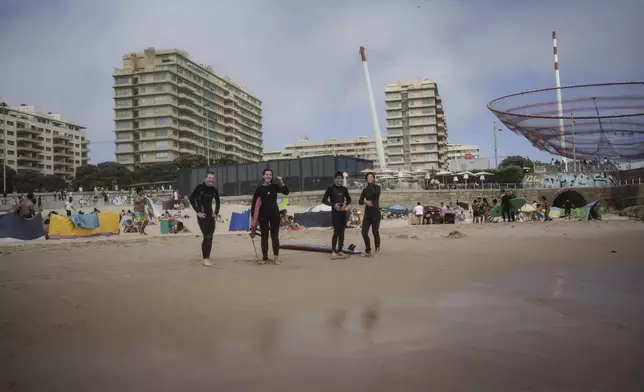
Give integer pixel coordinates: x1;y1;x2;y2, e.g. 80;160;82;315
264;136;386;168
113;48;263;170
0;104;89;181
384;79;448;171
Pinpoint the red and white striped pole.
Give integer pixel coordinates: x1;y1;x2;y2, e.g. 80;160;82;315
359;46;386;170
553;31;568;171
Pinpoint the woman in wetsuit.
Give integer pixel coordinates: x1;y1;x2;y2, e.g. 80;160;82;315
189;171;221;267
251;169;289;265
322;171;351;258
358;172;381;257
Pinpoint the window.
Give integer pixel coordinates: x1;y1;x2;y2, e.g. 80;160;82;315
116;132;132;140
154;95;168;104
155;85;165;92
115;110;131;118
154;107;167;114
155;118;170;126
115;88;129;96
156;141;169;149
154;72;165;81
46;165;52;169
46;156;52;160
114;76;130;85
155;152;169;159
116;99;130;106
155;129;168;137
116;121;132;129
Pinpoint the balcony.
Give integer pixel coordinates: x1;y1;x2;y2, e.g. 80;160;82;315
16;135;39;143
53;133;73;141
179;147;198;154
16;144;41;153
17;164;38;172
53;159;73;166
17;155;40;163
53;149;74;157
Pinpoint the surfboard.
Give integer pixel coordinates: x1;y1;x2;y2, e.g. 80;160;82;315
280;244;362;254
249;196;261;238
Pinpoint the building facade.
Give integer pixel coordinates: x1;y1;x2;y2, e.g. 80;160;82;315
264;136;386;169
0;104;89;181
446;143;480;160
113;48;263;171
384;79;448;172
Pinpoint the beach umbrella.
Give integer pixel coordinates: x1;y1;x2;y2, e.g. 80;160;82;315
456;171;475;177
474;171;494;176
387;205;408;214
361;168;376;173
435;170;452;176
520;203;536;212
510;197;527;212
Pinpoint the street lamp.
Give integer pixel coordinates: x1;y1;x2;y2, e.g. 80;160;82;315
463;173;469;188
1;102;7;194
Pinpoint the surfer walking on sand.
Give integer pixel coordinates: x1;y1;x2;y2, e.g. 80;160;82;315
189;172;221;267
358;172;381;257
251;169;289;265
322;171;351;259
133;188;150;236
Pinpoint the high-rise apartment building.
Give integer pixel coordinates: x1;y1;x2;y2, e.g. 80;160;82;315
113;48;263;171
0;104;89;181
446;143;480;160
264;136;386;169
384;79;447;171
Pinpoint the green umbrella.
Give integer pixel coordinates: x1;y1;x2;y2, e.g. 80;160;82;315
510;197;527;212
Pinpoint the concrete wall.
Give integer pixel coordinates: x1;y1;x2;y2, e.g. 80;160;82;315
225;185;644;209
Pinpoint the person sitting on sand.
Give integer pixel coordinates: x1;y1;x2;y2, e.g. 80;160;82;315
18;193;36;218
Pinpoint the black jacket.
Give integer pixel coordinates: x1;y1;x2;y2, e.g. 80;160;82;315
189;183;220;216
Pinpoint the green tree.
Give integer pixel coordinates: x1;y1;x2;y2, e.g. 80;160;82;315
12;171;67;193
73;162;133;189
213;156;237;166
493;165;524;183
499;155;534;173
132;162;177;183
172;154;209;168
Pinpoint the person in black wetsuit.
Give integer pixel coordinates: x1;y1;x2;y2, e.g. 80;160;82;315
189;171;221;267
251;169;289;265
358;172;381;257
322;171;351;258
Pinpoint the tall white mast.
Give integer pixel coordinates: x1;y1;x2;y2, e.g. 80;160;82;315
553;31;568;172
359;46;387;171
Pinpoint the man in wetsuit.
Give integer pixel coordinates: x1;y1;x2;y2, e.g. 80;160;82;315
322;171;352;259
500;189;512;223
250;169;289;265
190;172;221;267
358;172;381;257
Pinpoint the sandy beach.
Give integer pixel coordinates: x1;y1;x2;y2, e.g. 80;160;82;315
1;219;644;391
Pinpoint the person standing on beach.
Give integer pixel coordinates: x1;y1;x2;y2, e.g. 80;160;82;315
133;188;150;236
251;169;289;265
500;190;512;223
322;171;352;259
189;172;221;267
358;172;381;257
413;202;424;225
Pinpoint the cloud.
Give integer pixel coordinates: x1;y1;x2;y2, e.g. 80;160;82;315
1;0;643;164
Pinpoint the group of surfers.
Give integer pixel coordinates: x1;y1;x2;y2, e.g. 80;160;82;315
189;170;380;267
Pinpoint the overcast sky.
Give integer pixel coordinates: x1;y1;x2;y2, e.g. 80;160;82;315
1;0;643;164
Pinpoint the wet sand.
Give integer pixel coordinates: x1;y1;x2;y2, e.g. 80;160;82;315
1;220;644;391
